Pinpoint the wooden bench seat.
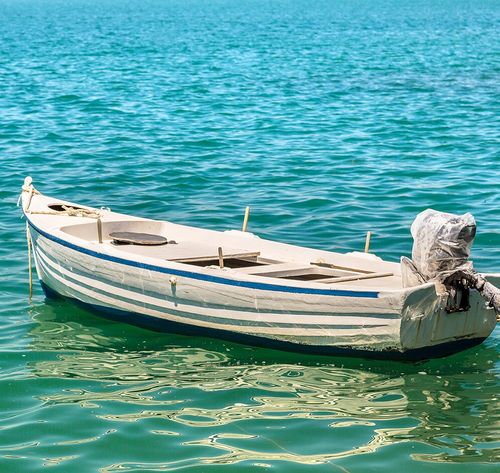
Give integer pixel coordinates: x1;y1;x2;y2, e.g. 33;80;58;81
235;262;309;276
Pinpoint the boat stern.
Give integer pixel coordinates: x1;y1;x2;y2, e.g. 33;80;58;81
399;282;497;355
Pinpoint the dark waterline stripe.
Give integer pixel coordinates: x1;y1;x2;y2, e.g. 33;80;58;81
40;282;486;362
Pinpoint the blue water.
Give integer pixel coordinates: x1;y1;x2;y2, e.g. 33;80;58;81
0;0;499;471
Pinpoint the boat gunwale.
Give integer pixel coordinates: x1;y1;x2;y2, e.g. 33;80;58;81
25;212;391;299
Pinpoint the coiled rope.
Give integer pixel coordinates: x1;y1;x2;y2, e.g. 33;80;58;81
20;176;104;302
19;176;102;219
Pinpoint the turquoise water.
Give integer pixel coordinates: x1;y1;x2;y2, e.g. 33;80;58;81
1;0;499;471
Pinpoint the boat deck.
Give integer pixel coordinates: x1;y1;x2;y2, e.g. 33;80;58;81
100;234;401;289
32;198;403;291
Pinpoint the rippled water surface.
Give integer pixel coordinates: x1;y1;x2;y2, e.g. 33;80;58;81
0;0;499;471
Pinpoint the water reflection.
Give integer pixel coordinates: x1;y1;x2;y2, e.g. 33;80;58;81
26;300;499;468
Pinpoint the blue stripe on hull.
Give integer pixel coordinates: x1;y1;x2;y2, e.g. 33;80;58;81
27;218;378;299
36;252;377;330
40;281;486;362
35;244;398;319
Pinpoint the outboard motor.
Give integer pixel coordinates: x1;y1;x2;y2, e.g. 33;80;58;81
403;209;500;314
411;209;476;281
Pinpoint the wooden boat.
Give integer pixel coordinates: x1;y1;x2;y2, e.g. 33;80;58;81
20;177;499;360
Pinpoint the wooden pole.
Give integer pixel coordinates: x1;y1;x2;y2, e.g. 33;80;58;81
242;206;250;232
97;218;103;243
26;223;32;303
364;231;372;253
218;247;224;268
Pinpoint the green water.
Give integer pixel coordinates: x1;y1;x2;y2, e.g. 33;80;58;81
0;0;499;471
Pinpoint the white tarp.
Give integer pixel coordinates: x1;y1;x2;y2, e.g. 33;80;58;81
410;209;476;281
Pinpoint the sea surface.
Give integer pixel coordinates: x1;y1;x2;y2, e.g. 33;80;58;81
0;0;499;471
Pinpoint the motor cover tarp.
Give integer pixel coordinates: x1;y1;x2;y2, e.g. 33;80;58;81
411;209;476;281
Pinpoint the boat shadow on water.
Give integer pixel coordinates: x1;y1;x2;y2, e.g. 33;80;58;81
21;297;499;469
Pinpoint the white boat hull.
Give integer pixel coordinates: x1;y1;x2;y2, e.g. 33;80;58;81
27;220;497;360
19;178;497;360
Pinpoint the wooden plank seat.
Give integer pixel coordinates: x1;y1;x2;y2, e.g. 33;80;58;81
310;261;372;274
111;239;260;265
237;262;394;285
235;262;310;275
171;251;260;263
235;262;366;280
318;272;394;284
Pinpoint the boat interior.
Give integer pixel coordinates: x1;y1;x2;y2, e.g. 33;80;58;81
58;213;400;288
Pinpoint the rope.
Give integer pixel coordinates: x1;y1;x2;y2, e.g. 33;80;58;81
19;178;101;219
17;178;41;211
20;177;104;301
22;184;40;194
27;205;102;219
26;222;33;304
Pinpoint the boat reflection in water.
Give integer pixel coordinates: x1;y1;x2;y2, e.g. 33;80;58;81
26;300;499;470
